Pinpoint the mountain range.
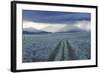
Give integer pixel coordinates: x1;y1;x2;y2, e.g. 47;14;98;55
23;27;51;34
23;26;89;34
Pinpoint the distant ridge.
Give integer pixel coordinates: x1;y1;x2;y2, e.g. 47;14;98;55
23;31;51;34
23;27;51;34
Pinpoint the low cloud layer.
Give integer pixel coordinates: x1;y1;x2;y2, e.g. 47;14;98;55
23;20;90;33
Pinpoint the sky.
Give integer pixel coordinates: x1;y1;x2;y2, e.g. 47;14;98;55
22;10;91;32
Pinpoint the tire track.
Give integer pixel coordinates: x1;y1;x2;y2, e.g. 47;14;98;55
48;40;78;61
